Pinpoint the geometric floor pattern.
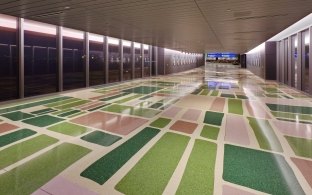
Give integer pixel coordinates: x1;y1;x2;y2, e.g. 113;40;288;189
0;63;311;194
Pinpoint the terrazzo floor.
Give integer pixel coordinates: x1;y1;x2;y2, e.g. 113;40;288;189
0;63;312;195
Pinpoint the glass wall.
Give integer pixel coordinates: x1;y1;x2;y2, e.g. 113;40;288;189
143;45;150;77
89;34;105;86
0;14;18;101
134;43;142;78
24;20;57;97
291;35;298;88
108;37;120;83
63;28;85;90
123;41;132;80
302;30;310;93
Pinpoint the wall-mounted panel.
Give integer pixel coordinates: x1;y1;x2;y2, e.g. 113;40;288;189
89;35;105;86
108;38;120;83
123;44;132;81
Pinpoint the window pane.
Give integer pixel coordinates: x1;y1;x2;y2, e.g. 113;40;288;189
63;36;85;90
24;31;57;97
123;45;132;80
0;19;18;101
143;47;150;77
89;40;105;86
134;47;142;78
108;43;120;83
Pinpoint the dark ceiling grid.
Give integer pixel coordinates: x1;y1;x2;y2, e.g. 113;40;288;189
1;0;312;53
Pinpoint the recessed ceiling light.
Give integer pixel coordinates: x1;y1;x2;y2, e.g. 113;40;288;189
64;6;71;9
226;9;231;12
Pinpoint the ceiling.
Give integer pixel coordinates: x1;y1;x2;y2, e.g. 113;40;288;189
0;0;312;53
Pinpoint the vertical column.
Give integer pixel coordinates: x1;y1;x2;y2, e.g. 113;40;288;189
280;41;285;83
276;42;280;82
287;36;292;86
18;18;24;98
57;26;63;92
297;32;302;90
141;44;144;77
120;39;123;81
131;42;135;79
149;45;152;77
85;32;90;87
104;36;109;84
284;39;288;84
309;27;312;94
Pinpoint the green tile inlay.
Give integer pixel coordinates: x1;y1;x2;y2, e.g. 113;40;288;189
122;86;162;94
81;131;121;146
68;111;87;118
199;89;209;95
266;93;280;98
102;104;160;118
81;127;160;184
0;143;91;195
247;117;283;152
115;132;190;194
48;122;88;136
285;136;312;159
221;94;236;98
204;111;224;126
223;144;304;195
139;95;153;100
263;87;281;93
176;139;217;195
1;111;35;121
150;117;171;128
0;134;58;169
0;96;71;114
22;115;64;127
271;111;312;121
114;94;143;104
51;108;72;115
228;99;243;115
54;100;90;110
44;98;80;107
31;108;56;115
266;103;312;114
0;129;36;147
210;90;219;96
200;125;220;140
236;95;248;99
100;93;131;101
149;102;164;109
57;110;81;117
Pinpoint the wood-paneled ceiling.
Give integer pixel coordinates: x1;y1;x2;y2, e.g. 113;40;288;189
1;0;312;53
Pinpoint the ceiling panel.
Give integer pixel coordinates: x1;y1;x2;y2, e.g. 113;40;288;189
1;0;312;53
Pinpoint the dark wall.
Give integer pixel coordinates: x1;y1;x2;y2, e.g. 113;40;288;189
240;54;246;68
265;42;277;80
157;47;165;75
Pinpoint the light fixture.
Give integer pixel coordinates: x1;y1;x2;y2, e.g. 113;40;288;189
24;19;56;35
0;14;17;29
63;27;84;39
89;33;103;43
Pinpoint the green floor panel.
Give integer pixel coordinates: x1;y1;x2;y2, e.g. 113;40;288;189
221;94;236;98
223;144;304;195
139;95;153;100
176;139;217;195
0;143;91;195
48;122;88;136
0;134;58;169
200;125;220;140
263;87;281;93
285;136;312;159
100;93;131;101
54;100;90;110
247;117;283;152
57;110;81;117
199;89;209;95
236;95;248;99
271;111;312;121
115;132;190;194
1;111;35;121
44;98;80;107
68;111;87;118
277;118;312;124
80;127;160;184
31;108;56;115
102;104;160;118
0;129;37;147
0;96;71;114
81;130;121;146
122;86;162;94
150;117;171;128
228;99;243;115
149;102;164;109
266;94;280;98
51;108;72;115
204;111;224;126
210;90;219;96
22;115;64;127
114;94;143;104
266;103;312;114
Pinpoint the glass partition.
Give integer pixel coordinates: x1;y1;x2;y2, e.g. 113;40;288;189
123;41;132;80
291;35;298;88
143;45;150;77
302;30;310;93
0;14;18;101
89;34;105;86
134;44;142;78
24;20;57;97
108;37;120;83
63;28;85;90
